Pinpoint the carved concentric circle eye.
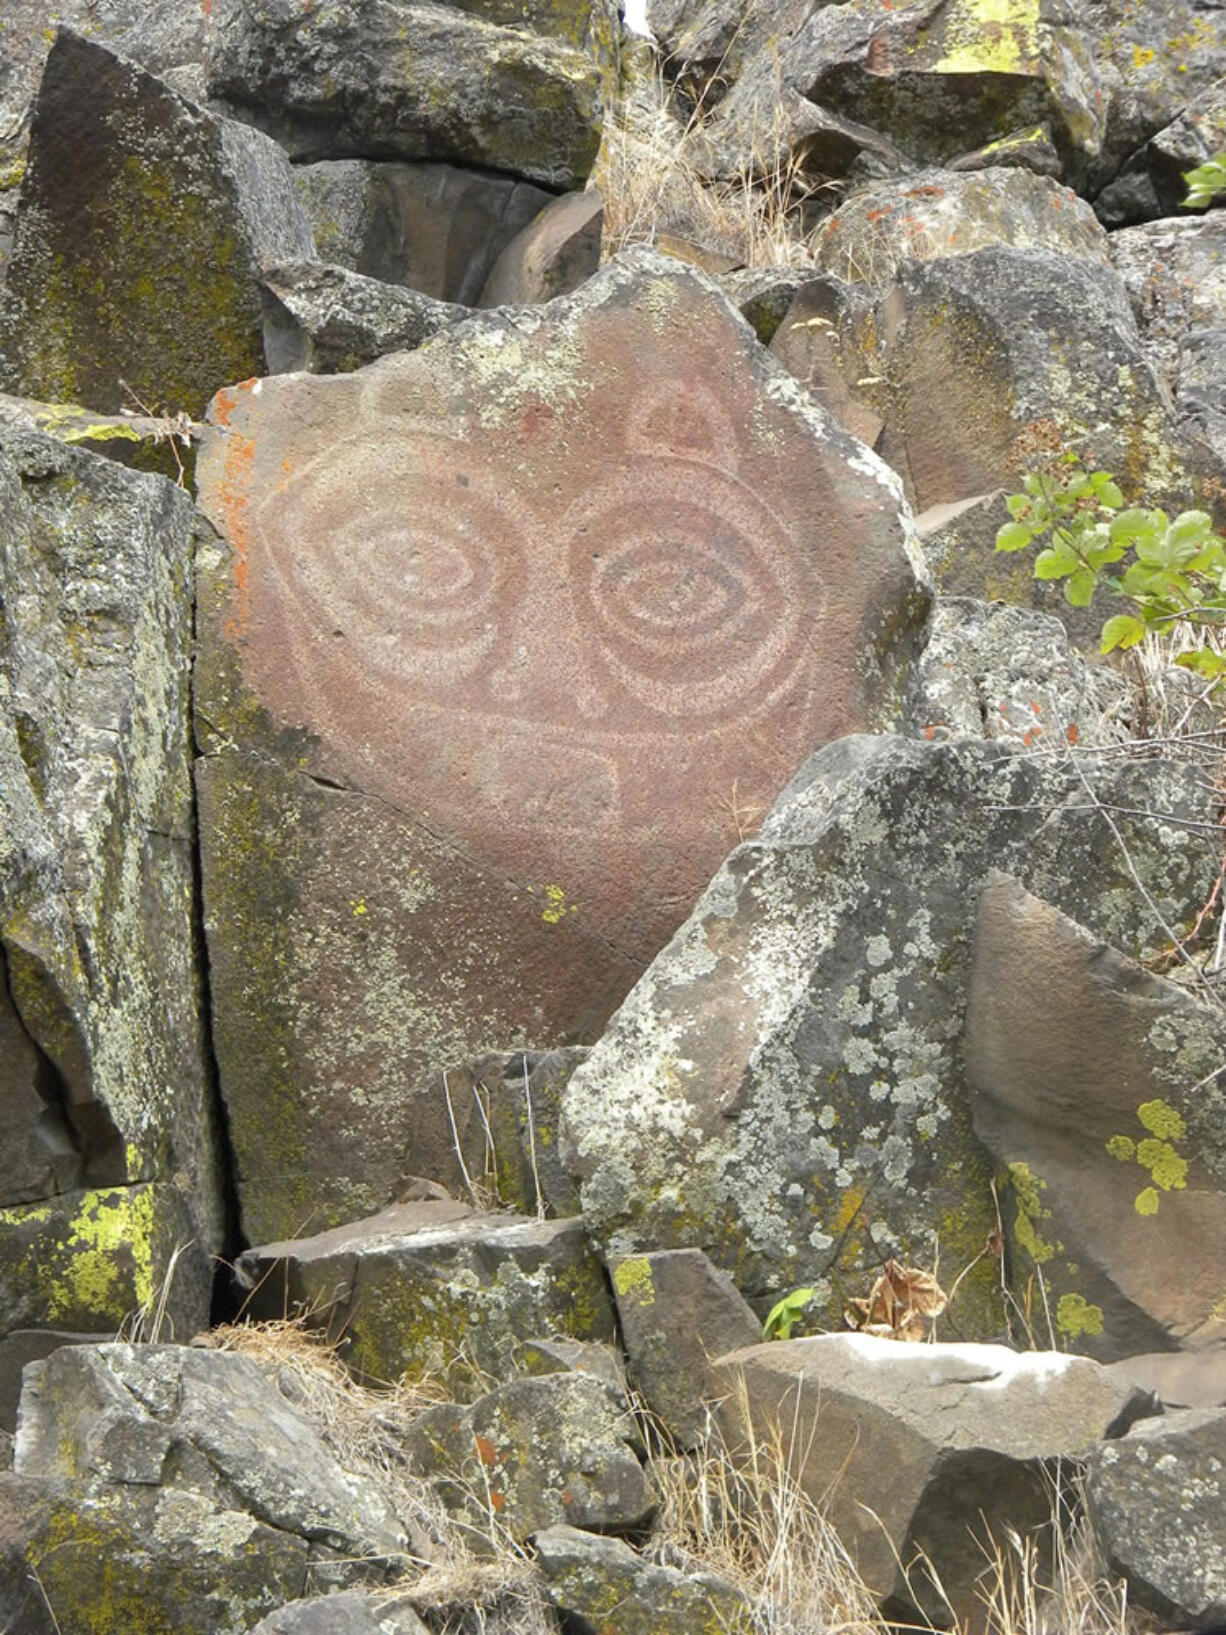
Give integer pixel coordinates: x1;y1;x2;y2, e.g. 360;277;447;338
261;440;524;689
564;461;818;719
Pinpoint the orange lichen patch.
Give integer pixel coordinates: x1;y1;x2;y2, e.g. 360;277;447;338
865;206;894;223
210;377;259;429
1066;721;1079;745
473;1433;498;1466
216;432;255;640
1029;701;1041;716
488;1489;506;1511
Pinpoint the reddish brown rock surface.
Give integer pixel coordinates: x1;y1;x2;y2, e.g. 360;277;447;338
194;250;926;1243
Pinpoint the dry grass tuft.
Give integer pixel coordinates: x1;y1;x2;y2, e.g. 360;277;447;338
594;51;824;269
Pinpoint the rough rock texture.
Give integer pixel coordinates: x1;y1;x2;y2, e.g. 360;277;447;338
561;734;1219;1323
769;275;883;448
814;169;1110;286
874;246;1194;514
235;1205;616;1390
405;1373;654;1540
0;0;216;170
912;493;1108;650
193;249;929;1244
1096;79;1226;227
966;873;1226;1359
205;0;609;191
1110;215;1226;394
6;1344;405;1631
294;160;552;305
1086;1407;1226;1628
1108;1349;1226;1409
250;1593;431;1635
478;189;604;307
717;268;808;346
0;29;313;420
715;1334;1149;1626
902;600;1128;750
0;427;220;1340
260;261;466;375
0;1328;103;1431
535;1523;752;1634
610;1249;760;1448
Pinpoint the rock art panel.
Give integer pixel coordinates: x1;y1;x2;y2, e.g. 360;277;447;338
194;250;928;1243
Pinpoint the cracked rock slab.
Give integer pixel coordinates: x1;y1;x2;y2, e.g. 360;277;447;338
535;1523;752;1634
192;248;927;1244
713;1334;1150;1627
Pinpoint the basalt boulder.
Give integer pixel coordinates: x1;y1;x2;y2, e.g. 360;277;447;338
193;249;928;1245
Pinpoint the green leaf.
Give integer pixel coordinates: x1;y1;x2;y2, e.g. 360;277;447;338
1034;545;1078;579
1110;508;1162;546
1064;567;1097;607
1167;510;1213;549
1100;614;1146;652
763;1287;815;1341
1005;493;1031;520
995;520;1034;553
1090;473;1125;508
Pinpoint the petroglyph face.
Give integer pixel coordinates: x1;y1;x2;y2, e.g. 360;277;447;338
234;373;828;849
199;270;918;961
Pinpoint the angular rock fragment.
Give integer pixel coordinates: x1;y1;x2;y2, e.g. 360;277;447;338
294;160;552;305
714;1334;1149;1626
0;391;199;489
1107;1350;1226;1410
260;262;466;376
813;170;1110;287
0;427;220;1340
716;268;808;346
769;275;883;448
206;0;609;190
193;249;928;1243
561;734;1219;1320
0;29;313;419
535;1523;752;1634
250;1593;431;1635
236;1204;615;1390
1109;214;1226;394
966;873;1226;1358
1086;1407;1226;1628
611;1249;759;1448
16;1343;405;1562
903;600;1128;750
478;189;604;307
405;1373;654;1540
0;1328;104;1432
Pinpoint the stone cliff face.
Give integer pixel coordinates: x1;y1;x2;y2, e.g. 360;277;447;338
2;0;1226;1628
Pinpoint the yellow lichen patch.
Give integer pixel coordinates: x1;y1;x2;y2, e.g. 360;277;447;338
1137;1098;1185;1142
49;1188;156;1322
1105;1134;1135;1161
929;0;1040;75
1008;1160;1054;1264
1134;1187;1160;1217
1136;1138;1187;1192
612;1255;654;1305
540;883;571;925
1056;1291;1103;1338
834;1185;865;1233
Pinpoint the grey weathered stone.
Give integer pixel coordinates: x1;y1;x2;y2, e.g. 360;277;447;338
0;426;220;1339
206;0;607;191
874;246;1203;516
478;189;604;308
715;1334;1149;1626
236;1205;615;1392
250;1591;431;1635
1095;63;1226;226
294;160;553;305
561;734;1220;1324
769;275;883;448
261;262;467;376
405;1373;654;1541
610;1249;760;1449
902;599;1129;750
1108;1349;1226;1409
535;1523;752;1634
1086;1407;1226;1628
813;169;1109;287
1109;215;1226;394
0;29;313;420
966;873;1226;1359
0;390;200;489
193;250;928;1246
0;1329;107;1432
15;1343;405;1565
948;124;1063;178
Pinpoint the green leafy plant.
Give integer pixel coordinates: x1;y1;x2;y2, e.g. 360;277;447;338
1183;155;1226;209
763;1286;815;1340
995;453;1226;682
